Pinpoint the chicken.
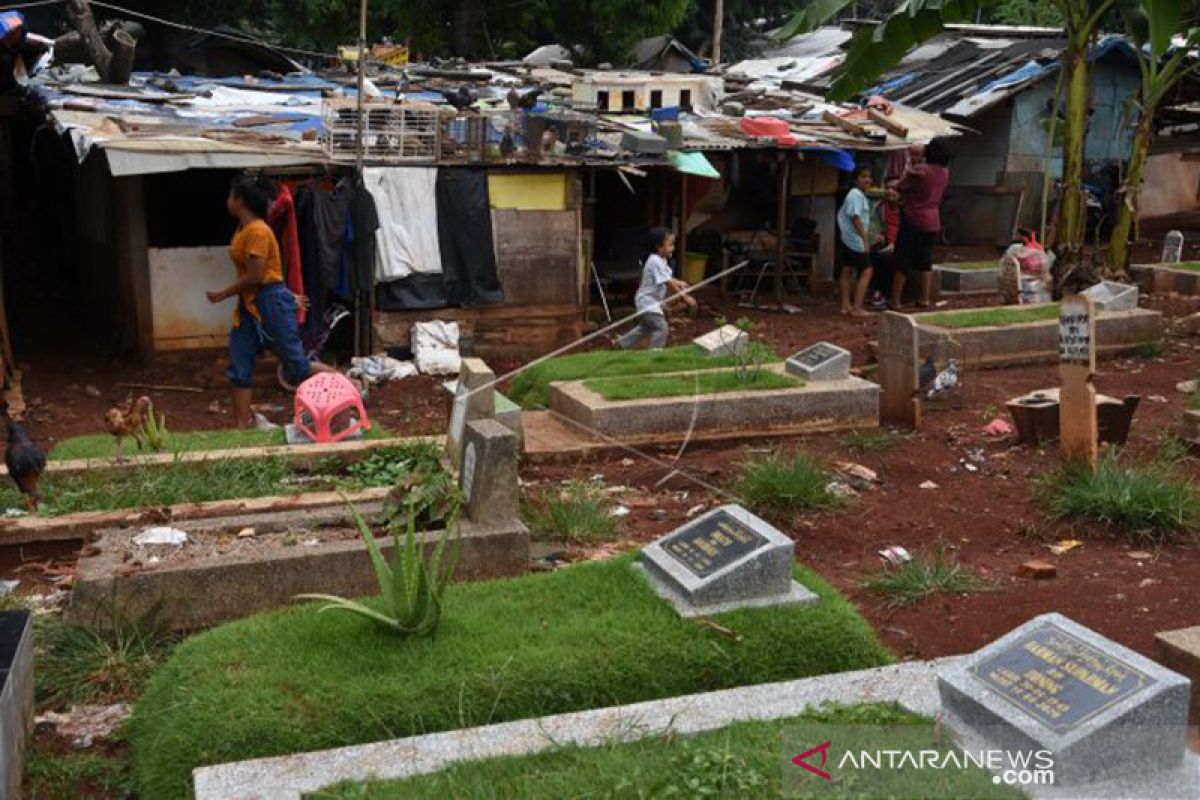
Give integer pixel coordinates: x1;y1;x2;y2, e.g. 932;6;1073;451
105;395;152;460
926;358;960;401
5;418;45;511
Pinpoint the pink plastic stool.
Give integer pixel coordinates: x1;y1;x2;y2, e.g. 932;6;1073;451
294;373;371;444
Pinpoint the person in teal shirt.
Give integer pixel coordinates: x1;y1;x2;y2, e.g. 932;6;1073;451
837;166;875;317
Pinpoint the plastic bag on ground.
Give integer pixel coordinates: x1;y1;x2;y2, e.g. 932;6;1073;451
349;355;419;385
412;321;462;375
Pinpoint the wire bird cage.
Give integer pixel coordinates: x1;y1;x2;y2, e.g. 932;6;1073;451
438;111;491;163
321;99;440;163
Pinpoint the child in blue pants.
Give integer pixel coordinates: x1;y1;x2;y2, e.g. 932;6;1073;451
616;227;695;350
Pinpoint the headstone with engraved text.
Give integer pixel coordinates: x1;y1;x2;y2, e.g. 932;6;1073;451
785;341;851;382
637;505;817;618
939;612;1191;787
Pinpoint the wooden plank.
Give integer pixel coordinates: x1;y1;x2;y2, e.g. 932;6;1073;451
113;176;155;360
1059;294;1098;470
867;109;908;138
491;208;579;304
878;312;922;429
0;487;393;546
821;110;867;137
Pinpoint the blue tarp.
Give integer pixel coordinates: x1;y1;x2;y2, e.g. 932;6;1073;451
800;147;855;172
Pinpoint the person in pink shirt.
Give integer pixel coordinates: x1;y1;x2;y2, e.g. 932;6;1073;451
891;139;951;308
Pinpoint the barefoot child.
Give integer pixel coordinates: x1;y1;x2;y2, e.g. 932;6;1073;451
616;227;696;350
837;166;875;317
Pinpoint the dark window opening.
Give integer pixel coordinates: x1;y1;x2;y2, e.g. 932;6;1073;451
679;89;692;110
596;90;609;111
622;90;636;111
650;89;663;109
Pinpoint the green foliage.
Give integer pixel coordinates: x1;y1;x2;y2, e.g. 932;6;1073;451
584;368;800;401
919;303;1062;329
509;344;775;409
842;428;902;453
37;598;174;707
731;451;839;520
863;544;992;608
990;0;1065;25
715;315;771;383
1133;339;1168;358
1038;451;1200;540
296;492;460;637
311;703;1020;799
127;558;890;799
24;748;135;800
136;403;170;454
525;481;619;543
345;441;444;490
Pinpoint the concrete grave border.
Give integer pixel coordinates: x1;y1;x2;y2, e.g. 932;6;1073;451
548;363;879;443
1130;263;1200;295
934;263;1000;295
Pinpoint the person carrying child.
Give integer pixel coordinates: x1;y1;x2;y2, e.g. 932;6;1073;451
836;166;875;317
616;226;696;350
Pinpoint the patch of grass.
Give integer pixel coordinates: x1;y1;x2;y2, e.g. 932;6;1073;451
938;260;998;270
863;545;992;608
311;703;1019;800
128;557;891;800
49;425;390;461
525;481;619;543
1155;432;1193;465
1036;451;1200;540
1132;339;1168;359
1164;261;1200;272
841;428;901;453
585;368;800;401
37;599;175;707
0;441;440;517
919;303;1061;329
1191;386;1200;412
731;451;839;520
25;747;135;799
507;344;778;409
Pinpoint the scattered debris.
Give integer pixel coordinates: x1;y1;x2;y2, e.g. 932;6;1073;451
1017;560;1057;580
2;508;28;518
694;618;744;641
879;546;912;566
132;527;188;546
685;503;707;518
1139;578;1159;588
35;703;132;750
1177;380;1198;394
825;480;856;499
236;527;256;539
301;538;321;547
84;385;102;398
1127;551;1154;561
0;580;18;596
1147;395;1169;403
207;400;223;414
919;480;939;490
610;505;631;517
835;462;879;491
983;418;1015;437
1048;539;1083;555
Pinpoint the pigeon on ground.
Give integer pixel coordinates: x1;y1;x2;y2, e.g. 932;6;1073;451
918;355;936;389
926;358;959;400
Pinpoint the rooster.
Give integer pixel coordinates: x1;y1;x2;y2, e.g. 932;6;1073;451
105;395;152;460
5;417;45;511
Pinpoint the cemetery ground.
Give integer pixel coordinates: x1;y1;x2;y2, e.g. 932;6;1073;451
9;258;1200;796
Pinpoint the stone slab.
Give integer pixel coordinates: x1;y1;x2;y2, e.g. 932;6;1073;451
1082;280;1139;312
442;380;523;445
1155;625;1200;724
939;612;1190;787
548;364;880;442
693;325;748;357
785;341;851;382
284;423;364;446
447;358;495;469
935;264;1000;294
907;306;1163;370
0;610;32;800
461;419;519;525
69;517;529;631
638;504;817;616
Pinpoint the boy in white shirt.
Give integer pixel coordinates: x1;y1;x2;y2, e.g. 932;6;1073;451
616;227;696;349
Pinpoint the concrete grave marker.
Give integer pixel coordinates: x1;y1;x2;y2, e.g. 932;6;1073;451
447;358;496;469
637;504;816;618
693;324;748;357
460;418;519;525
1059;295;1098;470
939;613;1191;787
0;609;32;799
785;341;851;382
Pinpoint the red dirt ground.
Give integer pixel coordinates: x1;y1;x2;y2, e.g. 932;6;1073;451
7;252;1200;666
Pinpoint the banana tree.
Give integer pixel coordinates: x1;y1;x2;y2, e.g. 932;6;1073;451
1108;1;1200;271
779;0;1117;281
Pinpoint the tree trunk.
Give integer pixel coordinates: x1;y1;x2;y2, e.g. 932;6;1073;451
65;0;112;81
451;0;484;58
1108;100;1154;275
1056;36;1090;288
712;0;724;65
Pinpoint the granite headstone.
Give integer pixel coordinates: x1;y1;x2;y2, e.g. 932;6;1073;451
637;504;817;618
939;612;1191;787
785;342;851;382
460;418;519;525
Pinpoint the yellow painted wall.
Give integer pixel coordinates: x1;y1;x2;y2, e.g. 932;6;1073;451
488;172;568;211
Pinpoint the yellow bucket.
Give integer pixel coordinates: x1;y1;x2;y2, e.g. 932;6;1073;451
683;252;707;284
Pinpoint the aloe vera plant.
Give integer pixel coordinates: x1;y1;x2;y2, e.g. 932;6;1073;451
296;491;460;637
136;403;170;453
